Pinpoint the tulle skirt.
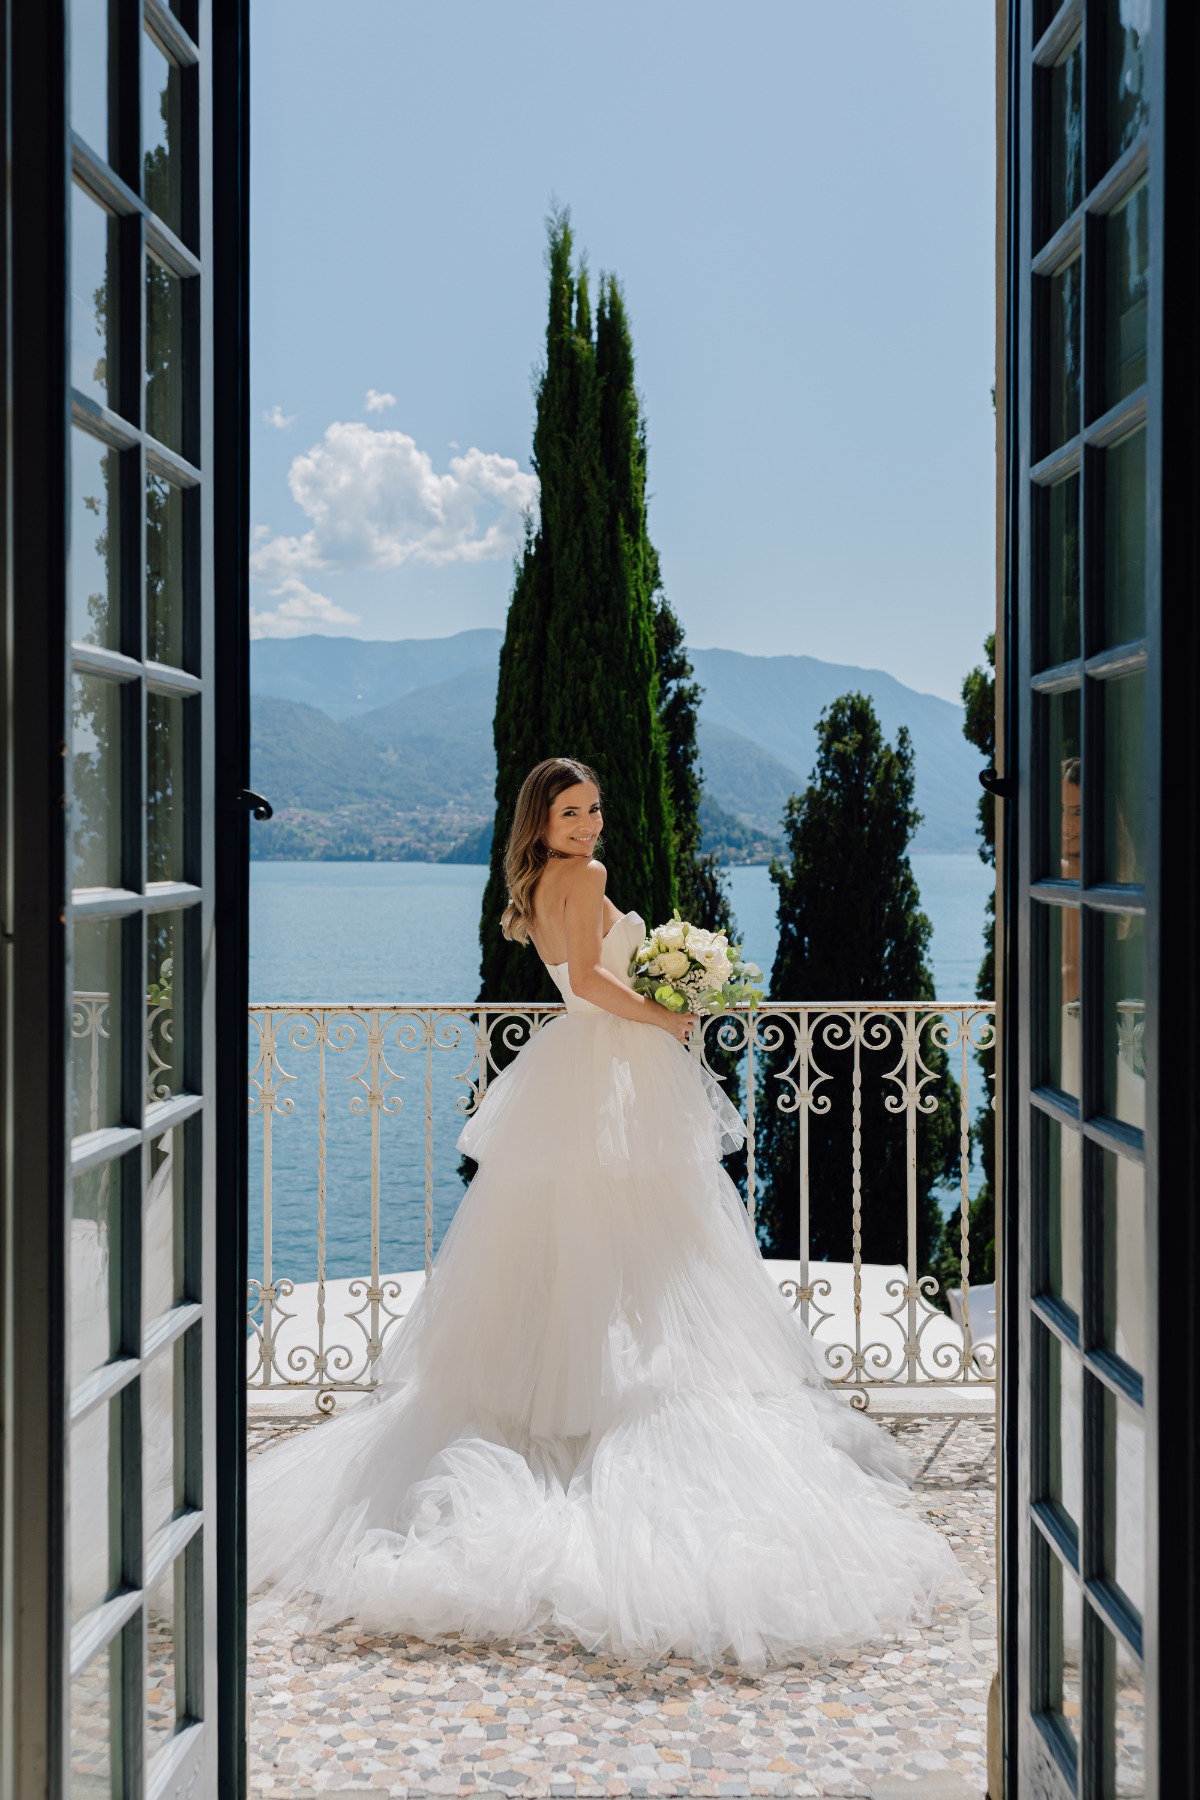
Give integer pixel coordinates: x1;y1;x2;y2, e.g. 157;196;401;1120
248;1011;959;1669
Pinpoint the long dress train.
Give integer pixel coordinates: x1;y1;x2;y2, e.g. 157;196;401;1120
248;910;959;1670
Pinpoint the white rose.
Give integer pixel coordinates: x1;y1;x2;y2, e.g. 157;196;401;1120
658;950;690;979
657;921;686;950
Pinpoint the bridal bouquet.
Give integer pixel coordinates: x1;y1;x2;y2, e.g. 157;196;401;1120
630;911;764;1016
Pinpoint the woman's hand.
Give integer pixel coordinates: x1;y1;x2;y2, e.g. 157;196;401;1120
656;1006;700;1045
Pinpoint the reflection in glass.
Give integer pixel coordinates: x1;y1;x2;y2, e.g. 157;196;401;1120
145;1130;181;1325
148;691;189;883
1047;39;1083;238
1043;475;1080;667
71;1399;117;1620
1102;912;1145;1128
71;673;122;890
1105;1388;1145;1614
1110;1622;1147;1796
72;918;122;1137
1045;687;1081;880
1103;1148;1145;1374
142;1344;178;1542
69;0;109;157
71;1645;115;1796
1043;1541;1083;1760
146;1555;181;1754
1048;1332;1083;1531
146;254;185;453
1046;258;1081;451
72;1163;117;1385
1043;903;1080;1097
1104;429;1146;647
1102;671;1145;885
147;473;188;667
147;911;186;1101
72;430;121;649
143;32;184;235
1104;181;1149;408
1047;1119;1082;1317
71;184;119;412
1106;0;1150;163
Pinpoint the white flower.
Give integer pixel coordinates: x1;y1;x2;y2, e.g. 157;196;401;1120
658;949;690;979
657;921;686;950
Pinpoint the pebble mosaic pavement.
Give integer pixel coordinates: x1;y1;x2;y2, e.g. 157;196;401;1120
246;1409;1000;1799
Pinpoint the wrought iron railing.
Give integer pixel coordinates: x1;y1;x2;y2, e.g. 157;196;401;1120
243;1000;998;1410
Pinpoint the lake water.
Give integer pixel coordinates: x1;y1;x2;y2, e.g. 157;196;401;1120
248;855;993;1283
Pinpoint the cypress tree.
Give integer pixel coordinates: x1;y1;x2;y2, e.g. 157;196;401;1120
479;212;674;999
654;593;737;940
930;633;997;1296
756;693;959;1266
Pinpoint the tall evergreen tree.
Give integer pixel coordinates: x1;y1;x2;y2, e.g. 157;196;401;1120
653;593;737;941
479;211;674;1000
931;633;997;1296
756;693;959;1265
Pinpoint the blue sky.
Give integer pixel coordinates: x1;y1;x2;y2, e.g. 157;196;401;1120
250;2;996;702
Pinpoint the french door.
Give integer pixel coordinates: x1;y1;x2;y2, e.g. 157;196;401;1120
1002;1;1199;1795
1;2;250;1795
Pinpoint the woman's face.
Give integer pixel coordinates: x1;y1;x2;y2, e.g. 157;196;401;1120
545;781;603;857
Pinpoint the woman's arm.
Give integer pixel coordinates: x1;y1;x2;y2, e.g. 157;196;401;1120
563;862;697;1040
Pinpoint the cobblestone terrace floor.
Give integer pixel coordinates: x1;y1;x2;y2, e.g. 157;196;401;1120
246;1407;997;1800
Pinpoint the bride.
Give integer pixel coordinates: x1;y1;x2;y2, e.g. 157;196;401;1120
249;756;958;1669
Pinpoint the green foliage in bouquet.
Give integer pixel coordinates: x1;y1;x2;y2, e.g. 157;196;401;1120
756;694;960;1269
629;911;764;1017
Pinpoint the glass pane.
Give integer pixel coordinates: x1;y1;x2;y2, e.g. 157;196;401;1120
71;672;122;890
1041;474;1081;669
71;1399;118;1620
1047;1547;1083;1756
1104;180;1149;409
71;1643;115;1797
1102;670;1145;885
1047;1119;1082;1317
72;430;121;650
1111;1625;1146;1796
71;184;119;412
1044;687;1081;880
147;690;189;883
1103;1148;1145;1373
1105;0;1151;164
72;918;122;1136
1046;38;1083;238
1101;911;1145;1128
69;0;109;159
145;1130;182;1324
71;1162;118;1384
1105;1388;1146;1614
1104;428;1146;647
1048;1333;1083;1531
146;1555;182;1754
147;911;187;1101
143;33;184;236
147;473;188;668
1046;258;1081;452
1042;903;1081;1097
146;255;185;454
143;1343;178;1541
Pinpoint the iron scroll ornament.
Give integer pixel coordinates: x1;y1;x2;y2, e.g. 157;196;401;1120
237;789;274;820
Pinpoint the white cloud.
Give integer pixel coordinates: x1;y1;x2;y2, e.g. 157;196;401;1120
263;404;295;430
248;573;361;640
250;420;539;587
364;389;397;413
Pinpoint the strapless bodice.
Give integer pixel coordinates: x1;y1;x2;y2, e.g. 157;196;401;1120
544;910;645;1013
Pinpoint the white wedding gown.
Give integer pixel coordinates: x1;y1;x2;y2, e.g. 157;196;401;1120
249;910;958;1669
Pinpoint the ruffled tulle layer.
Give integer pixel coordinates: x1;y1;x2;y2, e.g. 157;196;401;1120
249;1012;960;1669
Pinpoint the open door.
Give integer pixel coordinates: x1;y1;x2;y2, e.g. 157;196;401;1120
1;2;250;1794
1000;1;1200;1794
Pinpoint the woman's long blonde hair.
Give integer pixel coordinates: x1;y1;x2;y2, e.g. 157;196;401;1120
500;757;602;943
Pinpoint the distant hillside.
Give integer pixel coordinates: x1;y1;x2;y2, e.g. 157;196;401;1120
250;632;979;859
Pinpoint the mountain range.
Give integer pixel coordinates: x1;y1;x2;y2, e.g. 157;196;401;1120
249;630;981;862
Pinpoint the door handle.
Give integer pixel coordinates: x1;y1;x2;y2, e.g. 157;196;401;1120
978;766;1014;801
237;789;274;821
